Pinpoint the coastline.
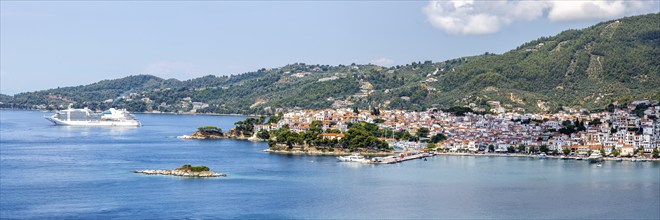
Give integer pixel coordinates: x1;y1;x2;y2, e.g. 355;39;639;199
187;133;397;156
134;169;226;177
434;152;660;161
179;134;660;161
137;111;257;117
263;148;394;156
263;149;660;162
1;109;261;117
0;108;258;117
187;133;255;141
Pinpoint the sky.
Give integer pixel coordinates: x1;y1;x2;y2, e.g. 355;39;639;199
1;1;658;95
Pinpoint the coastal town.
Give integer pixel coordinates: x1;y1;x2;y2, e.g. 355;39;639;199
248;101;660;159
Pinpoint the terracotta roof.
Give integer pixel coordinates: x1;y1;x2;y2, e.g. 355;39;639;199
322;133;345;137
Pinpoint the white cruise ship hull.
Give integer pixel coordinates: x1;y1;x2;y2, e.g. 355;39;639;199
45;107;142;126
46;116;141;126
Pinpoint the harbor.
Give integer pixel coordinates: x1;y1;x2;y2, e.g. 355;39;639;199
2;110;659;219
341;151;659;165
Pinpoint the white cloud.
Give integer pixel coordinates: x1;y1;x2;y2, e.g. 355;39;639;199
370;58;394;66
423;0;659;35
547;1;645;22
423;0;548;35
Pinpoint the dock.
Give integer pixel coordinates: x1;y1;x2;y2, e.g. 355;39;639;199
371;152;434;164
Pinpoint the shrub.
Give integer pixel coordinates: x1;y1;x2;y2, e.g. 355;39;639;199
190;166;210;172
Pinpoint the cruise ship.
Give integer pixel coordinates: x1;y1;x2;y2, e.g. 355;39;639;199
45;106;142;126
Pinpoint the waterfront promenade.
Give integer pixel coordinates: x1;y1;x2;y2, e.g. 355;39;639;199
433;152;660;161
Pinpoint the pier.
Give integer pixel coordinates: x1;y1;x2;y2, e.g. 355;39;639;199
372;152;434;164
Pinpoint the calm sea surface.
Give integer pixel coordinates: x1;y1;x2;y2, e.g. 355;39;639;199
1;110;659;219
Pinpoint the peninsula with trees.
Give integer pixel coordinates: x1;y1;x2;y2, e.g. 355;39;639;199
187;114;397;156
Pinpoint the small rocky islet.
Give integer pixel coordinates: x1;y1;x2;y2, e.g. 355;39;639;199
187;126;251;140
134;164;226;177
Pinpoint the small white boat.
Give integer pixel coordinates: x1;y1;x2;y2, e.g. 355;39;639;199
631;157;647;162
177;135;193;139
596;163;602;167
587;152;604;163
537;152;548;159
337;154;367;163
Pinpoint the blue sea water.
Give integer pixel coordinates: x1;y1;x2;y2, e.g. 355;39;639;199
1;110;659;219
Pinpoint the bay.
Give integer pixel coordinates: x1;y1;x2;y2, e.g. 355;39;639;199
1;110;658;219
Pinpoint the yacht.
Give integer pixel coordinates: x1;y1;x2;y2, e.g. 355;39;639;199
587;152;604;163
337;153;367;163
45;106;141;126
537;152;548;159
631;157;647;162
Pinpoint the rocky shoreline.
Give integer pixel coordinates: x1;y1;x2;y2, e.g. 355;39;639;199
134;169;226;177
189;131;254;141
134;164;227;177
187;132;395;156
263;148;394;156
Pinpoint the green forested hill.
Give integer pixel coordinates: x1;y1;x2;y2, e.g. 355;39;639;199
2;13;658;114
426;13;659;112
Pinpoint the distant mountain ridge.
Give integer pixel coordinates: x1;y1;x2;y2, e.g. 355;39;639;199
2;13;658;114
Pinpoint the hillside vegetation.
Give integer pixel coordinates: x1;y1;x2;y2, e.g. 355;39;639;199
2;13;658;114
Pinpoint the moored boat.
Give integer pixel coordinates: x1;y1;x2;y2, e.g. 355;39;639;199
587;152;604;163
537;152;548;159
631;157;647;162
337;153;367;163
